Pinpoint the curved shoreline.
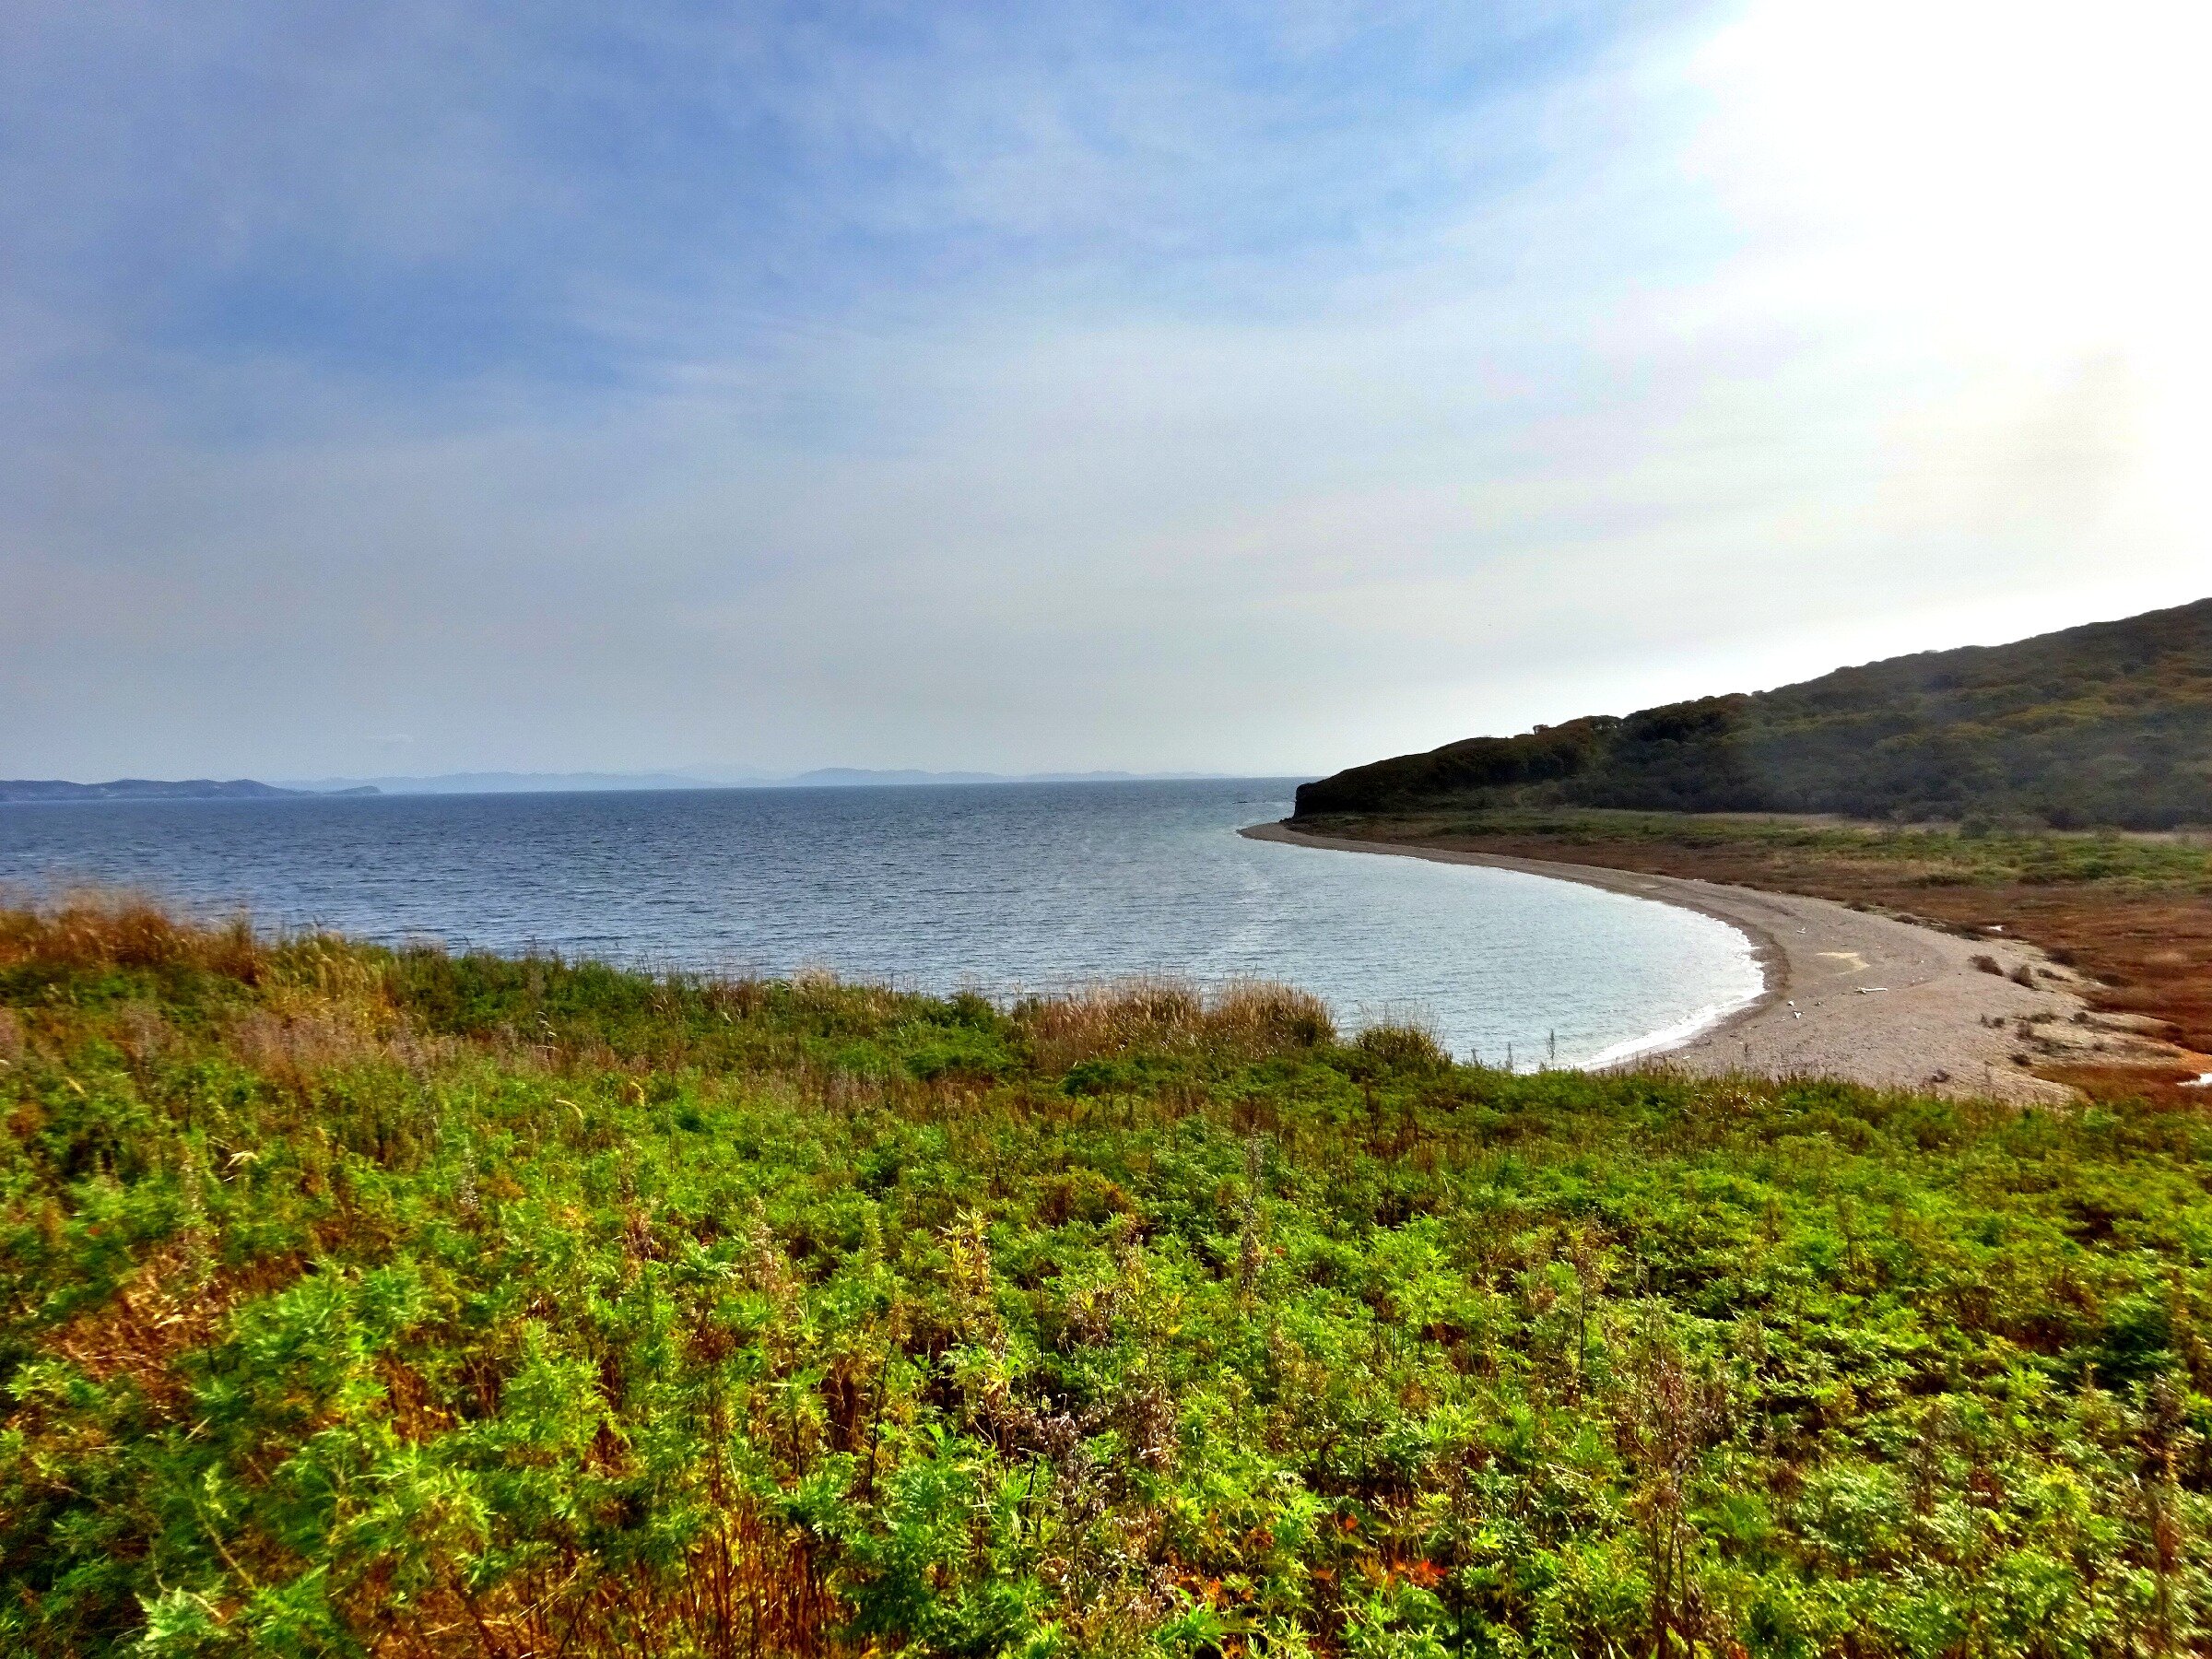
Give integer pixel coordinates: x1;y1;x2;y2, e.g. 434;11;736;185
1242;821;2079;1103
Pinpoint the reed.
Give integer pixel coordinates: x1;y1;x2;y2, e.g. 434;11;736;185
1015;975;1335;1068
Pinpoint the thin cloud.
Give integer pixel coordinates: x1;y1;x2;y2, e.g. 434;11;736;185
2;0;2205;779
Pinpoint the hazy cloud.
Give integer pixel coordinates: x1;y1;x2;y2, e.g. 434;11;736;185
3;0;2206;779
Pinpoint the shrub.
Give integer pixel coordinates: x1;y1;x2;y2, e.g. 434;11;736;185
5;904;2211;1656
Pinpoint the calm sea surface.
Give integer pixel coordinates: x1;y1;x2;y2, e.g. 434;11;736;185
0;779;1761;1066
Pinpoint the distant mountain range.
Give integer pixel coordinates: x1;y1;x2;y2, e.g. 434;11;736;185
1297;596;2212;830
2;769;1248;804
0;779;380;804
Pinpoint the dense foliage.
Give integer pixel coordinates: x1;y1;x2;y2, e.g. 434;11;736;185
7;899;2212;1656
1297;597;2212;828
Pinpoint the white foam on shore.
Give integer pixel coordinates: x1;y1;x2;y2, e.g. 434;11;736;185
1579;901;1769;1070
1582;983;1764;1070
1549;883;1767;1071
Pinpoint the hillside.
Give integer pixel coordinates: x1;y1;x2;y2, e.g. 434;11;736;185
1297;597;2212;829
6;897;2212;1654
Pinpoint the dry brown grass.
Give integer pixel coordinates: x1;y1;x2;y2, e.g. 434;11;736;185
224;1003;460;1086
39;1240;304;1414
0;888;266;981
363;1510;838;1659
0;896;1355;1114
1208;979;1337;1052
786;967;908;1028
226;937;463;1081
0;894;480;1097
1349;1020;1451;1072
1016;976;1334;1069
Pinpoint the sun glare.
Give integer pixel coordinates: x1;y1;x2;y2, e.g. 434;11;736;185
1692;0;2210;553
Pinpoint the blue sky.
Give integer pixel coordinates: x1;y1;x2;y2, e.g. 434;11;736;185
10;3;1605;403
4;0;2206;779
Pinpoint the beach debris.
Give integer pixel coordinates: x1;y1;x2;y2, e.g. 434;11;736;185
1856;986;1888;994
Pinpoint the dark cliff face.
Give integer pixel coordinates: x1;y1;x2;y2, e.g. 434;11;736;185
1295;596;2212;830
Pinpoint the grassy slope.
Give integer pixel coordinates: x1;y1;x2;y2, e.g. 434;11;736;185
1297;598;2212;829
7;900;2212;1656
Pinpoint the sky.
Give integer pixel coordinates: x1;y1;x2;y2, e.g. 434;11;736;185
4;0;2207;782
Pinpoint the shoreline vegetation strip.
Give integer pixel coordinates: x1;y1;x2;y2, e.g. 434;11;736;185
6;896;2212;1656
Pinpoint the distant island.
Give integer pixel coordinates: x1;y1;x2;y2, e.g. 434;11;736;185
0;778;380;804
273;768;1241;795
1298;596;2212;830
1;770;1248;804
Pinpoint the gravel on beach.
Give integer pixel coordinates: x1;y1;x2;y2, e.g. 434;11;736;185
1244;822;2132;1104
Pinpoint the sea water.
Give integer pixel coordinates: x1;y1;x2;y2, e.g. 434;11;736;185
0;778;1762;1066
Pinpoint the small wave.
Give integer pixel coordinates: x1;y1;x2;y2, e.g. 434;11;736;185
1582;988;1761;1070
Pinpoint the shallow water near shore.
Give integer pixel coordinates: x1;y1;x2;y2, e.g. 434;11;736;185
0;778;1761;1065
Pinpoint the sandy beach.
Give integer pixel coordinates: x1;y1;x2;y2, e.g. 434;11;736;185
1242;820;2126;1104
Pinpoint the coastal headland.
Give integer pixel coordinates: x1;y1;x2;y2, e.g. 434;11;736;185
1244;819;2182;1103
1282;598;2212;1103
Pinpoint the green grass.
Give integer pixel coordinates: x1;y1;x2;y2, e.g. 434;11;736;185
6;899;2212;1656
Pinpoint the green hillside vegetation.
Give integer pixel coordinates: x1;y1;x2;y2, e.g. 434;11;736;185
7;898;2212;1657
1296;598;2212;829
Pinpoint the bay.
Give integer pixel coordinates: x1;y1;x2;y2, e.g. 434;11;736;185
0;778;1762;1066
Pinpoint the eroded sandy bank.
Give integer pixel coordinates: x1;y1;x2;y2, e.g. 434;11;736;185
1243;820;2088;1104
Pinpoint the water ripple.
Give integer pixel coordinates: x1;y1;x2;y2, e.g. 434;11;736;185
0;780;1761;1067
